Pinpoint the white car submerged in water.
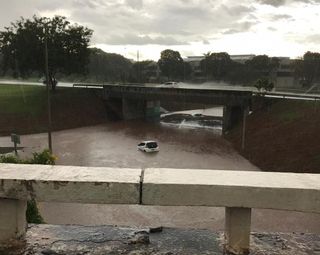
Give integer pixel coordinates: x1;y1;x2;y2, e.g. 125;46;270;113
137;141;159;152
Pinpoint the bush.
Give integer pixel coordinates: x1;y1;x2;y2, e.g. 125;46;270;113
254;78;274;92
0;154;21;163
26;199;44;223
0;149;56;165
0;149;56;224
27;149;57;165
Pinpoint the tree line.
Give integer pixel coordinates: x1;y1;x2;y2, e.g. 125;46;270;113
1;15;320;87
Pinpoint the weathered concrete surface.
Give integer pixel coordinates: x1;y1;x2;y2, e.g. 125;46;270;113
0;199;27;241
225;207;251;254
1;224;319;255
143;168;320;213
0;164;141;204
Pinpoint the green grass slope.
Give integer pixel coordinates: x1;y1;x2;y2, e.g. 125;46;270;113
0;84;108;136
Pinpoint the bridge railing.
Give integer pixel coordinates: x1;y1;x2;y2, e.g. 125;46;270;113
0;164;319;255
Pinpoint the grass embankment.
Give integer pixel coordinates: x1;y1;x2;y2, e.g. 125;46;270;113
227;99;320;173
0;84;107;136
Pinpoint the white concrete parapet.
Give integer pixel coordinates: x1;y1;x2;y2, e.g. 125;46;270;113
142;168;320;213
1;164;320;255
0;164;141;245
142;168;320;254
0;164;141;204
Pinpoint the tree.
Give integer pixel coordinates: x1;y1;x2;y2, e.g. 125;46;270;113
255;79;263;92
0;15;93;89
132;60;158;83
158;49;184;80
182;61;192;81
88;48;132;83
0;52;3;75
298;51;320;85
254;78;274;92
245;55;279;82
200;52;233;80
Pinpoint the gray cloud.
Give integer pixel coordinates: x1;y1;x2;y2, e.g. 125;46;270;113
202;39;210;45
272;14;293;20
66;1;256;45
285;32;320;45
0;0;319;49
268;27;277;31
105;34;188;45
125;0;143;10
223;4;255;16
223;21;258;34
0;1;259;45
256;0;319;6
305;34;320;43
257;0;286;7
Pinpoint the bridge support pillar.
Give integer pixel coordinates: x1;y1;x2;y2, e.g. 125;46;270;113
121;98;160;121
145;100;160;121
122;98;145;120
0;198;27;242
223;106;243;134
225;207;251;255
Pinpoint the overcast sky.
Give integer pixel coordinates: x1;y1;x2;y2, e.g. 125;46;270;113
1;0;320;60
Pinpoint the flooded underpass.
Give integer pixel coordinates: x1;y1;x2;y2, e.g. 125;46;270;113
0;107;319;233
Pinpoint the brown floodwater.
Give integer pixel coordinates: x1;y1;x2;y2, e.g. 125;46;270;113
0;120;319;233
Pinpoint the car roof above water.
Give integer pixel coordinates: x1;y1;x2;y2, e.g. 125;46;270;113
141;140;157;143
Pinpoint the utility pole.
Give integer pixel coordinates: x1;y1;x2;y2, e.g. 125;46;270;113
241;106;249;151
137;50;140;83
44;27;53;153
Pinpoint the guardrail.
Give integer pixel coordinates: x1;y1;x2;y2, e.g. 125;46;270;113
72;83;147;88
1;164;319;255
101;84;252;106
73;83;320;101
254;91;320;101
73;83;104;89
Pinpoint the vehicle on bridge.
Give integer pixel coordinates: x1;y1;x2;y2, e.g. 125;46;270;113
137;141;159;152
161;81;179;88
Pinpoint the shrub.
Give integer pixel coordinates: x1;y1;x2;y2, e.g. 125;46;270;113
0;154;21;163
26;199;44;224
28;149;57;165
0;149;56;223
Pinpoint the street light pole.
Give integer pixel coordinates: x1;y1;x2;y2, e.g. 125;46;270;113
44;28;53;153
137;50;140;83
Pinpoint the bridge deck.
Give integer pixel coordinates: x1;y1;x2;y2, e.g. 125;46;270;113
73;83;320;101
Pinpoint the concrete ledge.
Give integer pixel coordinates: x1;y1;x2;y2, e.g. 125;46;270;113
142;168;320;213
0;164;141;204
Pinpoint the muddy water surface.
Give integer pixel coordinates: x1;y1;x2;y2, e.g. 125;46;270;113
0;121;319;233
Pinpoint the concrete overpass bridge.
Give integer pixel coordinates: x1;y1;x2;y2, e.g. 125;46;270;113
74;83;253;132
73;82;320;134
